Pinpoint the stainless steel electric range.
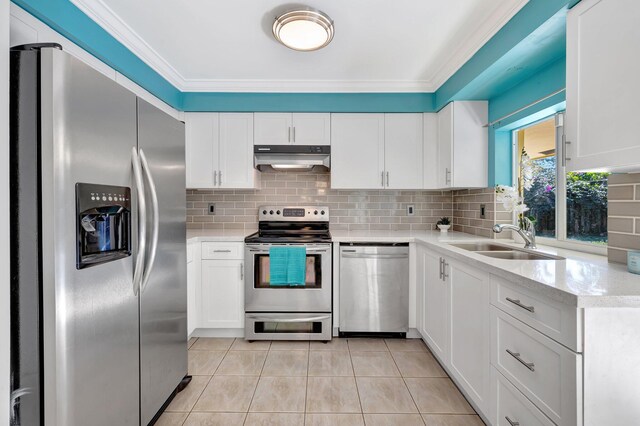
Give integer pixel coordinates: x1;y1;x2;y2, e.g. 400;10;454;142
244;206;332;341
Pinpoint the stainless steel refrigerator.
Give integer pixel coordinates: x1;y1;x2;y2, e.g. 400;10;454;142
10;44;188;425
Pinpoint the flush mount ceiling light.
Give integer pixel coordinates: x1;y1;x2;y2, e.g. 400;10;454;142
272;8;334;51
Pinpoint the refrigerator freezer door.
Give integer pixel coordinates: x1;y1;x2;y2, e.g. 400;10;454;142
137;98;188;425
39;48;141;425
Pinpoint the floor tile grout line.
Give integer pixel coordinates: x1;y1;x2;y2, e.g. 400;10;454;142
243;339;269;424
347;339;365;416
388;342;424;422
303;345;311;426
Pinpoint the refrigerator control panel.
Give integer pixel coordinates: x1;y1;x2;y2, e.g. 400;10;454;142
76;183;132;269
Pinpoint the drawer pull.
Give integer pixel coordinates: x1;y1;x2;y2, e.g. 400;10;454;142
505;416;520;426
505;297;535;313
506;349;535;372
213;250;232;253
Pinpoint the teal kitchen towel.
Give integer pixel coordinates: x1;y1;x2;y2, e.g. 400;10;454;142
269;246;307;286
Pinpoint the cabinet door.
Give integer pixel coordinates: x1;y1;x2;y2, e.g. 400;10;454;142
421;249;449;363
384;114;423;189
437;104;453;188
185;113;218;188
331;114;385;189
448;259;490;412
566;0;640;172
219;113;256;188
200;260;244;328
451;101;488;188
254;113;292;145
292;113;330;145
423;113;438;189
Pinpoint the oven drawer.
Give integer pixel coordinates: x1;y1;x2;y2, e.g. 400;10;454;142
245;313;332;341
491;306;582;426
202;242;243;260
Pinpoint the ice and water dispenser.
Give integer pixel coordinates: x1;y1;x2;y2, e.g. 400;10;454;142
75;183;131;269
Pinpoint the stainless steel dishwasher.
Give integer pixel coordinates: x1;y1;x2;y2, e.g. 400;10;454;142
339;243;409;336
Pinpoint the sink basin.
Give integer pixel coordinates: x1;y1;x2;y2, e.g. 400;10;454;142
479;251;564;261
449;243;516;251
448;242;564;261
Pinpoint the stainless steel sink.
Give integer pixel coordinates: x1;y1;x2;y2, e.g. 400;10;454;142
480;251;563;261
449;243;515;252
448;242;564;261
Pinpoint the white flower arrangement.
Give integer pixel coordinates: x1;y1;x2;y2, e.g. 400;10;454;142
496;184;530;229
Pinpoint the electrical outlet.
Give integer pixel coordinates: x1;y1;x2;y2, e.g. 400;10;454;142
480;204;486;219
208;203;216;215
407;204;415;216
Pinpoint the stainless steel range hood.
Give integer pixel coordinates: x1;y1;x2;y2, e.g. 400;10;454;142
254;145;331;171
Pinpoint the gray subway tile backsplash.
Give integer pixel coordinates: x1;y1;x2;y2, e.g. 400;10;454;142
608;173;640;265
187;170;508;238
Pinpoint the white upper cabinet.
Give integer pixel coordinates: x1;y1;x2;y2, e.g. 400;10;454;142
254;113;330;145
437;101;488;189
566;0;640;172
219;113;256;188
331;114;386;189
254;113;292;145
331;113;423;189
186;113;219;188
423;113;438;189
384;114;423;189
185;112;257;189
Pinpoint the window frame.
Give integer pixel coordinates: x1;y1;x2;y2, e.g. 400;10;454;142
511;112;608;256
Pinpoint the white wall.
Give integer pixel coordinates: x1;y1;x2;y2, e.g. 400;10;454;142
10;4;183;121
1;0;11;423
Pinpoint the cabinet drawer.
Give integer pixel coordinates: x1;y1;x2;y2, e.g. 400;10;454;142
491;275;581;352
201;242;244;260
492;368;554;426
491;307;582;426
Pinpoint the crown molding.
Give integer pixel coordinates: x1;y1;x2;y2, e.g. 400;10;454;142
179;79;436;93
70;0;527;93
70;0;186;89
430;0;530;89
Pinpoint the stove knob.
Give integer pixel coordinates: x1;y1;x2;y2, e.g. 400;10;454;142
262;210;267;215
276;210;281;215
269;210;274;215
321;210;325;215
314;210;318;215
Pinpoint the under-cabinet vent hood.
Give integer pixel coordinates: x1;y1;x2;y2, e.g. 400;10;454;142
254;145;331;171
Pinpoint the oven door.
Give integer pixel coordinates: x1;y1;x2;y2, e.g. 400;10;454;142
244;243;332;312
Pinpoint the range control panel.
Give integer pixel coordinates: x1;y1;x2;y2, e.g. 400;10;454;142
258;206;329;222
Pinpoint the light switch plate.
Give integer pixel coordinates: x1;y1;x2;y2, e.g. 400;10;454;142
480;204;486;219
407;204;415;216
208;203;216;215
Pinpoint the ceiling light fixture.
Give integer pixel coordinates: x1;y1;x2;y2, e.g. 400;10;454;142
272;8;334;52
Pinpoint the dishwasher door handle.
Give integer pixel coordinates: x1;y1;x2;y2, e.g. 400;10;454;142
341;253;409;259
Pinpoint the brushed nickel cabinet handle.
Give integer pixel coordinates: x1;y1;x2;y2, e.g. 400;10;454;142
213;249;231;253
240;263;244;280
213;170;217;186
505;297;535;313
505;416;520;426
381;171;385;187
439;257;443;280
506;349;535;372
442;261;449;280
386;171;389;187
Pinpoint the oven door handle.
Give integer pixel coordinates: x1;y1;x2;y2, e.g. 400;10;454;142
246;314;332;323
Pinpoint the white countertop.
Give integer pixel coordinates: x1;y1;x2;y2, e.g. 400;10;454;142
187;228;640;308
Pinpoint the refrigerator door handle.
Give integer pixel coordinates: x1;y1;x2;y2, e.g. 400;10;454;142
139;149;160;293
132;147;147;295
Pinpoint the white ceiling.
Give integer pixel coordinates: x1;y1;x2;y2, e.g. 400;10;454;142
71;0;529;92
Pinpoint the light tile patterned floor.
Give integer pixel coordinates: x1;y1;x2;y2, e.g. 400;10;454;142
157;337;485;426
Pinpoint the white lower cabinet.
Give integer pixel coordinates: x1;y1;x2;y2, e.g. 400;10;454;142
417;245;449;362
188;242;245;331
448;260;491;413
200;259;245;328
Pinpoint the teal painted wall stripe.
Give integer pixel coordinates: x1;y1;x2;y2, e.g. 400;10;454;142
489;129;513;187
181;92;436;112
436;0;570;110
11;0;182;109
